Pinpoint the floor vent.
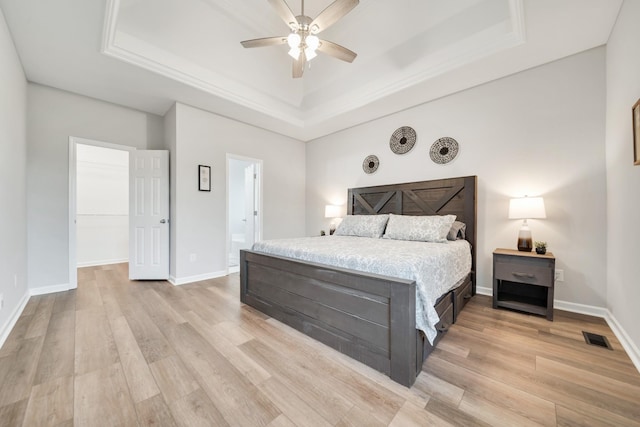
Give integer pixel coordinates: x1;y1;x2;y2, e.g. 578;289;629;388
582;331;613;350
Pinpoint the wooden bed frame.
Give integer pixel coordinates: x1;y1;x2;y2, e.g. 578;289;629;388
240;176;477;387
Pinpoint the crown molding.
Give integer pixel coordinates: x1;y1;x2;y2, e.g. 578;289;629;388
101;0;305;126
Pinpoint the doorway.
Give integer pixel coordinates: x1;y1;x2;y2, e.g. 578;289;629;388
69;137;134;289
227;155;262;273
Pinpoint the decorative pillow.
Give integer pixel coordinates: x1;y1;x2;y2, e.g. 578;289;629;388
334;214;389;238
447;221;467;241
384;214;456;243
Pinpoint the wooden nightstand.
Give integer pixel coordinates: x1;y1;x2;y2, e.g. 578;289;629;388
493;248;556;320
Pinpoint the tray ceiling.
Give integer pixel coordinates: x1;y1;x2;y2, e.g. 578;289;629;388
0;0;623;140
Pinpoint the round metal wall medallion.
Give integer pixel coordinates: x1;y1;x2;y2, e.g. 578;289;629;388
389;126;417;154
429;137;459;164
362;155;379;174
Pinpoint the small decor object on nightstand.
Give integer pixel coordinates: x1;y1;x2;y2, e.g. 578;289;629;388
429;137;459;164
508;196;546;252
362;155;379;174
535;241;547;255
389;126;417;154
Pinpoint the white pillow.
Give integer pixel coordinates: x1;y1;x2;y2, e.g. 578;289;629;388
334;214;389;238
384;214;456;243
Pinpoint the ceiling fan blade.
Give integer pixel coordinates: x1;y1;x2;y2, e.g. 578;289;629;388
241;37;287;48
267;0;298;30
292;51;307;78
310;0;359;34
317;40;357;63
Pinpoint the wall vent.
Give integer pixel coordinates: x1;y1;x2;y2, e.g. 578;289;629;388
582;331;613;350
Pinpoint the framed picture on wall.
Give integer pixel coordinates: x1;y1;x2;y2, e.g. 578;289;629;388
198;165;211;191
634;99;640;166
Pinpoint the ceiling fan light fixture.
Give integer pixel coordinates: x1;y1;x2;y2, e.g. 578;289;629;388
305;35;319;50
304;34;319;61
305;47;317;60
288;46;301;59
287;32;301;49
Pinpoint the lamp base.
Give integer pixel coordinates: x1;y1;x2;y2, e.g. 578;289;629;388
517;236;533;252
517;225;533;252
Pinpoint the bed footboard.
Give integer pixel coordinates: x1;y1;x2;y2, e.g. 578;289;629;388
240;249;418;387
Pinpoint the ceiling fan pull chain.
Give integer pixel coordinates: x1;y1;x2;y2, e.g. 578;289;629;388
301;0;304;17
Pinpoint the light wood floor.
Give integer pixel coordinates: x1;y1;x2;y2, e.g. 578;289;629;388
0;263;639;426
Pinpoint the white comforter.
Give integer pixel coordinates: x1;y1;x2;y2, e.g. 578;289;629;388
251;236;471;344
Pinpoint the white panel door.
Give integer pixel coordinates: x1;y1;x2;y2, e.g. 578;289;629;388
129;150;169;280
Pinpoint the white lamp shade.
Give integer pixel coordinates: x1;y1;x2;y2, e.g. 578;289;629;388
508;197;546;219
324;204;342;218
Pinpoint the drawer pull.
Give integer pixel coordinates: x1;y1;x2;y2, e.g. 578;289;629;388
463;294;472;300
437;324;449;333
512;272;535;279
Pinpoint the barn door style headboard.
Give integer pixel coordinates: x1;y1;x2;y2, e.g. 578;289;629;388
347;176;478;293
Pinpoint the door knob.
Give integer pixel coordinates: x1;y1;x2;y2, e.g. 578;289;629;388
160;219;166;224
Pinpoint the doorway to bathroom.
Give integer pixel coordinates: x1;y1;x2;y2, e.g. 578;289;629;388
227;155;262;273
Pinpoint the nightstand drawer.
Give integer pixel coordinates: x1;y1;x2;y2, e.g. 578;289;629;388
494;259;553;287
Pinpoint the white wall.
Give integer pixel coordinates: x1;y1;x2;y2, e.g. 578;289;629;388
605;0;640;358
76;144;129;267
27;84;164;291
169;103;305;282
0;8;28;343
306;48;607;308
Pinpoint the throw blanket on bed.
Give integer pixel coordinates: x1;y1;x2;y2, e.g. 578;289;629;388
252;236;471;344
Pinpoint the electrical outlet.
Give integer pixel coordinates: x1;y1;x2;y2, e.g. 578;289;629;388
0;294;4;310
555;269;564;282
189;253;197;262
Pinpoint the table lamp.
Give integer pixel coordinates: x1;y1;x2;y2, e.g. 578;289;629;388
324;205;342;235
508;196;546;252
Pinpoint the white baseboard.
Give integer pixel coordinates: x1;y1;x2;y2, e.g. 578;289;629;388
553;299;609;318
476;286;492;296
0;291;30;349
605;312;640;374
228;266;239;274
169;270;228;286
30;283;72;296
77;258;128;268
474;285;640;374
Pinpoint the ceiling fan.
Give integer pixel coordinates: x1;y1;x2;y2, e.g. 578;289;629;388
241;0;359;78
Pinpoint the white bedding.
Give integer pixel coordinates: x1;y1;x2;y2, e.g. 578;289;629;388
251;236;471;344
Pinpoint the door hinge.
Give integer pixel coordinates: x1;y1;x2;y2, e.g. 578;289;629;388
254;210;258;216
253;173;257;180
